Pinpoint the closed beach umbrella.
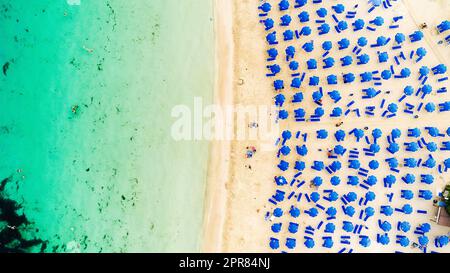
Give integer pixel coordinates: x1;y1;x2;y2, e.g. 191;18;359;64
369;160;379;170
286;238;296;249
294;160;305;171
269;238;279;249
330;176;341;186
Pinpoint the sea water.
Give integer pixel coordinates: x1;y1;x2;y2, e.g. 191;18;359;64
0;0;214;252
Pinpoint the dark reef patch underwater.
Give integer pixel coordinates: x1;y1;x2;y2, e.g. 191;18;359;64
0;175;47;253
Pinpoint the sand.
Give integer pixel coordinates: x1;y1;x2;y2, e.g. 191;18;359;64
203;0;450;253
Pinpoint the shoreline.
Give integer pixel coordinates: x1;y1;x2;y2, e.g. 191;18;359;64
201;0;234;252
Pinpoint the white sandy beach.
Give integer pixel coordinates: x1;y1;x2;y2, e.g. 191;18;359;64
203;0;450;253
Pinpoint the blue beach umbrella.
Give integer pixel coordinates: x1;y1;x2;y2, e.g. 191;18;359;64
420;223;431;233
426;142;437;152
292;92;304;103
365;191;376;201
378;52;389;63
312;90;323;102
264;18;275;30
314;107;324;117
380;221;392;232
316;7;328;18
318;23;330;34
274;93;285;107
286;46;296;58
425;103;436;113
294;108;306;118
343;221;354;232
370;143;380;153
368;160;379;170
418;236;429;246
323;238;333;248
372;128;382;139
322;40;332;51
279;0;290;11
346;192;357;202
338;38;350;49
436;236;449;247
328;90;341;101
260;3;272;13
326;207;337;217
273;208;283;217
281;15;292;26
307;59;317;69
416;47;427;57
274;80;284;90
335;130;346;142
343;73;355;83
328;191;339;201
278;109;288;120
279;145;291;156
337;21;348;31
317;129;328;139
286;238;296;249
341;55;353;66
409;127;421;137
381;205;393;216
312;176;323;187
289;61;299;70
282;130;292;140
288;222;299;234
269;238;279;249
303;41;314;52
399;221;411;232
278;160;289;171
349;160;361;170
353;19;365;31
392;128;402;138
379;234;390;245
296;144;308;156
371;16;384;26
331;107;342;117
358;37;368;47
298;11;310;23
310;192;320;203
395;33;406;44
332;4;345;13
381;69;392;80
290;206;301;218
330;176;341;186
360;237;371;247
296;0;308;8
402;190;414;200
275;176;287;186
404;174;415;184
344;206;355;217
406;142;419;152
272;223;282;233
267;48;278;59
403;204;413;214
306;208;319;217
304;238;315;249
419;66;430;76
334;144;345;155
330;161;341;171
323;57;335;68
325;223;336;233
398;237;410;247
294;160;305;171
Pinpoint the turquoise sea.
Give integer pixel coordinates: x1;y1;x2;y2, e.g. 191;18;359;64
0;0;214;252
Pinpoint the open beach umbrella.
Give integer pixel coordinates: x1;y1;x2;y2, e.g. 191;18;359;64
343;221;354;232
266;32;277;44
269;238;279;249
379;234;390;245
275;93;285;107
312;176;323;187
376;36;388;46
306;208;319;217
274;80;284;90
341;56;353;66
398;237;409;247
328;191;339;202
426;142;437;152
365;207;375;217
288;222;299;234
260;3;272;13
316;7;328;18
349;159;361;169
409;30;424;42
403;174;415;184
422;84;432;95
399;221;411;232
387;103;398;113
436;236;449;247
353;19;365;31
272;223;282;233
432;64;447;75
330;161;341;171
381;69;392;80
281;14;292;26
330;176;341;186
323;57;335;68
380;221;392;232
325;223;336;233
301;26;312;36
346;192;357;202
418;235;429;246
283;30;294;41
401;190;414;200
322;40;332;51
344;206;356;217
373;130;383;140
419;66;430;77
264;18;275;30
338;38;350;49
425;103;436;113
409;127;421;137
367;175;378;186
419;190;433;200
326;207;337;217
310;192;320;203
279;0;290;11
360;237;371;247
423;156;436;168
290;206;301;218
314;107;324;117
437;20;450;33
416;47;427;58
286;238;296;249
381;205;393;216
402;204;413;214
273;208;283;217
312;90;323;102
323;238;333;248
277;160;289;171
347;175;359;186
365;191;376;202
371;16;384;26
395;33;406;44
279;145;291;156
332;4;345;13
370;143;381;153
304;238;315;249
420;223;431;233
282;130;292;141
335;130;346;142
364;87;377;98
369;160;379;170
406;142;419;152
445;158;450;168
328;90;341;101
296;0;308;8
286;46;296;59
303;41;314;52
307;59;317;69
317;129;328;139
404;158;417;168
278;109;288;120
296;144;308;156
292;92;304;103
378;52;389;63
426;127;440;137
309;76;320;86
275;176;287;186
289;61;299;71
358;37;368;47
334;144;345;155
267;48;278;59
343;73;355;83
421;174;434;185
337;21;348;31
369;0;382;6
294;160;306;171
392;128;402;138
403;85;414;96
331;107;342;117
318;23;331;34
298;11;310;23
353;128;365;140
294;108;306;118
387;158;399;168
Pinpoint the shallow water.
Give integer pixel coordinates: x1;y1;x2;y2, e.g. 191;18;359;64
0;0;214;252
